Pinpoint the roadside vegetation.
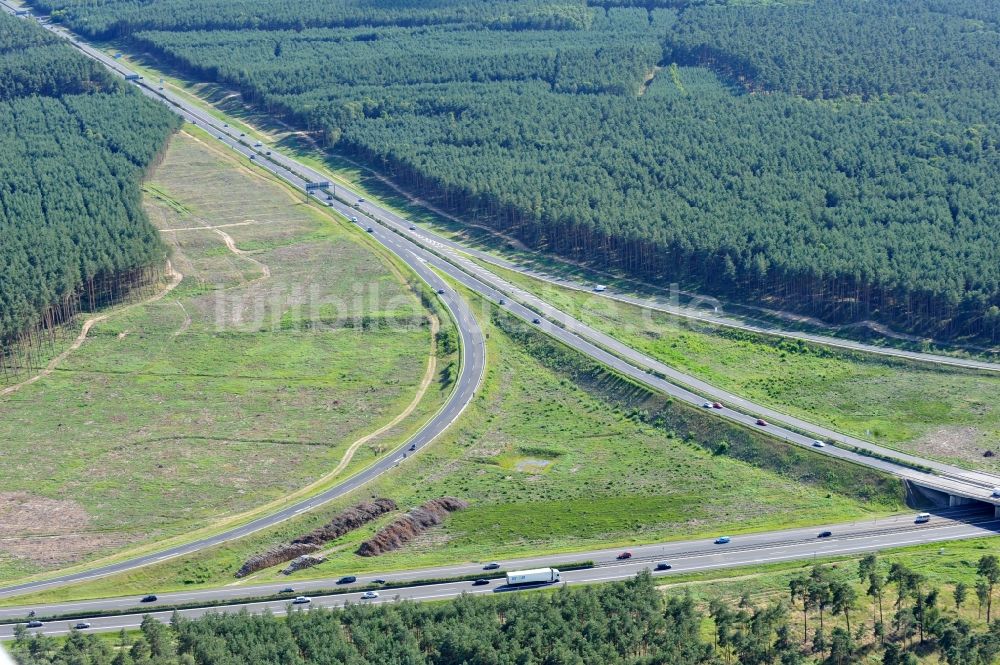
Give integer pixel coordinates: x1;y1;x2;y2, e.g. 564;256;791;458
0;129;450;584
10;544;1000;664
486;263;1000;472
10;289;905;605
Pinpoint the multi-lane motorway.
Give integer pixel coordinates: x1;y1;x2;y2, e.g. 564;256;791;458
1;0;998;630
2;508;997;638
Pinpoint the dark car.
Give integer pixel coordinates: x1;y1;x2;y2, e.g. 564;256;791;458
532;318;541;324
712;402;723;409
818;531;833;538
337;576;357;584
280;587;295;594
141;595;158;603
366;227;374;233
756;419;768;427
483;562;501;570
499;298;506;305
409;444;416;451
73;622;91;630
437;288;446;294
655;562;672;571
616;551;633;560
27;620;43;628
327;195;333;200
373;579;387;585
472;579;491;586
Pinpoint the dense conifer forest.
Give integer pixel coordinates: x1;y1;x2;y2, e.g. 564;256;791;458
26;0;1000;342
0;12;179;376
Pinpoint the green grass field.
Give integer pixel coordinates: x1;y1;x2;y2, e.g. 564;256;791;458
9;287;906;605
484;264;1000;471
0;129;452;584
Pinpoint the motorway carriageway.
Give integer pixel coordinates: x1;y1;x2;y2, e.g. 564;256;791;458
2;508;998;638
1;0;998;603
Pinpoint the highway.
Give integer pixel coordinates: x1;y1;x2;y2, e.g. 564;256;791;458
1;0;998;613
2;508;997;637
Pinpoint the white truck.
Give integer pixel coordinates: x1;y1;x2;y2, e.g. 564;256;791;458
506;568;561;586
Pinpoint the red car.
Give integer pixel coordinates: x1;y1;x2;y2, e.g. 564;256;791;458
756;418;768;427
712;402;723;409
617;551;633;560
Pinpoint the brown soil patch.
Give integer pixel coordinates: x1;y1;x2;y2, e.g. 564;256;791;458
914;426;992;465
0;492;130;567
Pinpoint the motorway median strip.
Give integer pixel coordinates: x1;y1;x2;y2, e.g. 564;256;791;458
1;562;595;626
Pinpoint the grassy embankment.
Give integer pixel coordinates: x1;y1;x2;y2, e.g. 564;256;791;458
8;283;906;605
479;263;1000;472
0;128;453;584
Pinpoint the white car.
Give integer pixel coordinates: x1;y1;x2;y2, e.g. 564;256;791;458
915;512;931;523
992;487;1000;498
292;596;311;604
361;591;379;600
701;401;712;408
812;440;826;448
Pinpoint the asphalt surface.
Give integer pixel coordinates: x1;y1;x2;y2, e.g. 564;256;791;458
3;507;998;638
2;0;998;613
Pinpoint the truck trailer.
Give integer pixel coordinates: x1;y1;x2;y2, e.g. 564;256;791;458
505;568;561;586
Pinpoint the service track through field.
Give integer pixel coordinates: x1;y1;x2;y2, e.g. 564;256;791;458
0;130;444;584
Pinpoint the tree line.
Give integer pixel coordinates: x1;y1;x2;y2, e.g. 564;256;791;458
27;0;1000;342
0;11;179;379
11;554;1000;664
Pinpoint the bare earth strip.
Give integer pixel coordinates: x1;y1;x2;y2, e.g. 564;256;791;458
0;261;183;399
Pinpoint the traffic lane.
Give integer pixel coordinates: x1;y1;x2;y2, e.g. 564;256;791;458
434;247;1000;486
400;244;970;494
6;517;997;639
2;507;988;622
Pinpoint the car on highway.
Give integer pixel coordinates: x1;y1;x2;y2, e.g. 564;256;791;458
756;419;768;427
350;216;359;223
26;620;43;628
361;591;380;600
915;512;931;523
499;298;506;305
437;288;446;294
239;132;245;137
472;578;491;586
366;227;374;233
712;402;723;409
483;562;501;570
373;579;386;585
338;576;358;584
714;536;731;544
140;594;158;603
701;401;712;408
73;621;92;630
409;443;416;451
280;587;295;594
357;198;365;203
266;150;272;155
326;194;333;200
254;141;262;147
249;154;256;160
532;318;541;324
292;596;311;604
655;562;672;571
223;123;228;127
616;551;633;560
409;225;416;230
817;531;832;538
992;487;1000;498
813;440;826;448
